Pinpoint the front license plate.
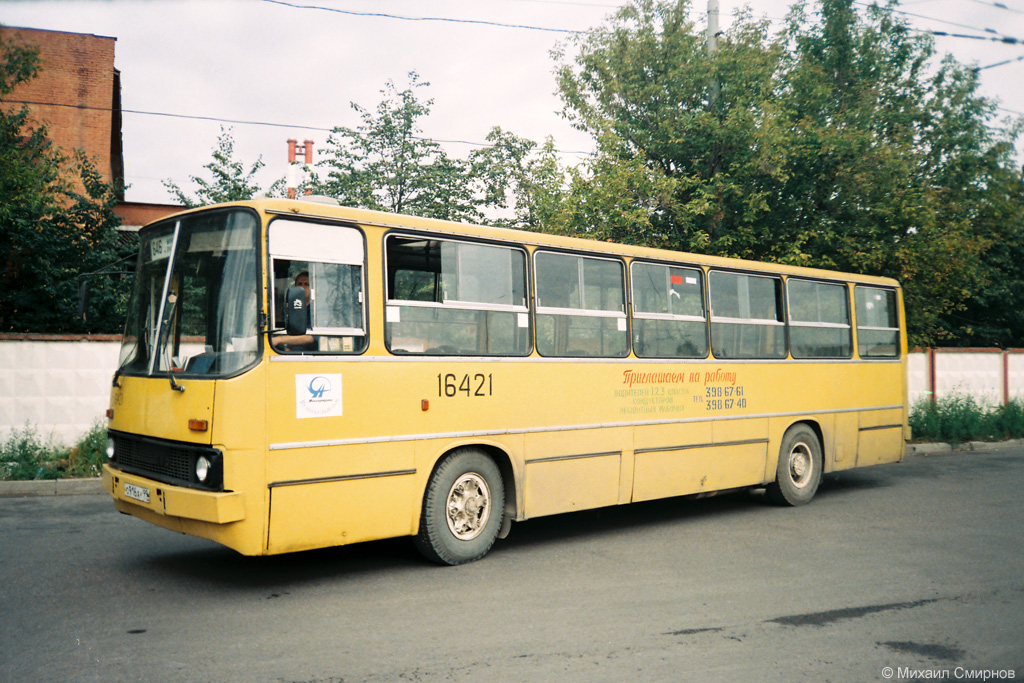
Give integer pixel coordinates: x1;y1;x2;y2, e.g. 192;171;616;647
123;482;151;504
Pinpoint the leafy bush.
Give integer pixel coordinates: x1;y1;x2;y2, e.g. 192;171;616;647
910;395;1024;444
0;423;107;480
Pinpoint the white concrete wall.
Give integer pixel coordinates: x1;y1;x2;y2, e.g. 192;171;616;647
0;339;121;446
907;348;1022;408
2;340;1022;445
1008;352;1024;403
907;351;930;406
933;350;1003;406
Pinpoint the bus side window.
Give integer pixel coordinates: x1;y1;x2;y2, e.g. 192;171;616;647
788;279;852;358
535;252;628;358
631;261;708;358
855;286;900;358
385;236;530;356
709;271;786;359
267;220;368;354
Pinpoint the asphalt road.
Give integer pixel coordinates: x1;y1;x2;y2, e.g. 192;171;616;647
2;448;1023;682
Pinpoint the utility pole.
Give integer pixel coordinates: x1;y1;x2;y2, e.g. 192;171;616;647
708;0;720;106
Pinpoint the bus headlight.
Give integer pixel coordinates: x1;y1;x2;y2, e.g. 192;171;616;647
106;437;116;460
195;455;212;483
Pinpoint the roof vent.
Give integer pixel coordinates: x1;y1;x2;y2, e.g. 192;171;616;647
298;195;340;206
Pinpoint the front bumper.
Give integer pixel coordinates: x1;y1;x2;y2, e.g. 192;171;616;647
103;465;245;524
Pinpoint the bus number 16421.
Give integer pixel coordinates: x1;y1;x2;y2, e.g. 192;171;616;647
437;373;493;398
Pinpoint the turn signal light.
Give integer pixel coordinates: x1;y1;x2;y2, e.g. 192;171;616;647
188;419;209;432
105;409;114;419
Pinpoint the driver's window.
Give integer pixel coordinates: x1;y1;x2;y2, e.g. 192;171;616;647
268;219;367;354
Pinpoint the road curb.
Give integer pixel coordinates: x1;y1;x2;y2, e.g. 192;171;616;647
0;478;104;497
906;442;952;456
906;439;1024;456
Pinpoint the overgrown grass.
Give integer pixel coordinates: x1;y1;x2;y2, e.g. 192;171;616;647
909;395;1024;444
0;423;108;481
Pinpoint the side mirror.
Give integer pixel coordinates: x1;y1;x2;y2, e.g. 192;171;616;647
284;285;307;335
77;278;90;321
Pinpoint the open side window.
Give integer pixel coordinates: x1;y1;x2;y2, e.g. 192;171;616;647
268;219;367;354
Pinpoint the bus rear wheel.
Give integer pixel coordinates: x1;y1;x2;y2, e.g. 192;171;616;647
766;424;822;506
414;448;504;565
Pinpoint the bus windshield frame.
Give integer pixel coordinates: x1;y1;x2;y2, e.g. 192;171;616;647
116;207;262;380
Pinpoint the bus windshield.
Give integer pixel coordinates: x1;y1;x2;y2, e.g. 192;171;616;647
117;208;260;378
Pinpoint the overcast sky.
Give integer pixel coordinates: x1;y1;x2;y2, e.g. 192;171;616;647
3;0;1023;205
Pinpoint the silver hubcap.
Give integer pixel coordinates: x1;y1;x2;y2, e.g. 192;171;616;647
446;473;491;541
788;443;813;489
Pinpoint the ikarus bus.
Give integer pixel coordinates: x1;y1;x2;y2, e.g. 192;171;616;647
103;197;908;564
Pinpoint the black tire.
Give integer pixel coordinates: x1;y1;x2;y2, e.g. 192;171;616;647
766;424;823;506
414;448;505;565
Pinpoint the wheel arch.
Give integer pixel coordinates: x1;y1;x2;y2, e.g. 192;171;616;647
800;419;826;463
418;440;519;529
769;418;826;480
766;419;825;506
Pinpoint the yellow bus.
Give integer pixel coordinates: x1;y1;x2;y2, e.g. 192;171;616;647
102;197;907;564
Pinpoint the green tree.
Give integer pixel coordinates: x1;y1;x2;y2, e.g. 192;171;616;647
163;127;265;207
314;72;479;221
0;33;129;334
315;72;557;225
554;0;1024;346
467;129;575;230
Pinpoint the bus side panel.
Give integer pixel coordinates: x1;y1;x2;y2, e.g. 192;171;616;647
266;473;417;554
710;417;770;488
522;428;629;519
830;412;860;471
857;407;906;467
265;442;417;554
633;418;769;502
632;422;712;502
632;422;711;502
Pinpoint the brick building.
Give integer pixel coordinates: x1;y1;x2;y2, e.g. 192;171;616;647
2;25;183;228
1;26;125;196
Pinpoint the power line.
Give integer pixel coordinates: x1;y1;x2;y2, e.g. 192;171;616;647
3;98;593;157
975;54;1024;71
260;0;589;34
507;0;623;9
853;1;1023;43
966;0;1024;16
912;27;1024;45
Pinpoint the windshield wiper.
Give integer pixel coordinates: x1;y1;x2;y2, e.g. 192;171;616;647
149;220;185;392
158;293;185;393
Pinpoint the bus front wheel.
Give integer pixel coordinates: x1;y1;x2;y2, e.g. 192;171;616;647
414;448;505;565
766;424;822;506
